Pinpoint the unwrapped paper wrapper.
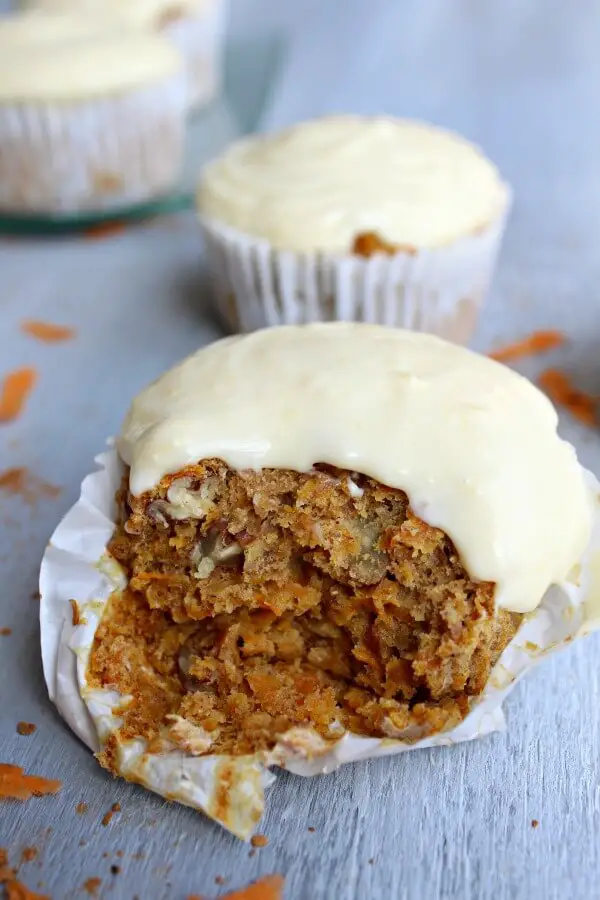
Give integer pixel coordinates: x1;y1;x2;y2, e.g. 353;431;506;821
40;447;600;839
199;195;511;342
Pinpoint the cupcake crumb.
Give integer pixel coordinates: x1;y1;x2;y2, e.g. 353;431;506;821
16;723;36;736
250;834;268;848
531;819;539;829
83;876;101;896
101;802;121;827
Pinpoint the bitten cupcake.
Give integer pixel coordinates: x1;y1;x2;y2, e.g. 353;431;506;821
20;0;225;111
0;10;186;214
40;324;599;837
197;116;511;341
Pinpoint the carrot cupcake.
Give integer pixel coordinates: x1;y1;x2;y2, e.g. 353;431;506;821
20;0;225;111
40;324;599;836
197;116;511;340
0;10;186;214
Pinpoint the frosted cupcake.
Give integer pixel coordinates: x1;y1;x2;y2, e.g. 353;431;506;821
0;11;186;214
197;116;511;340
20;0;225;111
40;324;599;837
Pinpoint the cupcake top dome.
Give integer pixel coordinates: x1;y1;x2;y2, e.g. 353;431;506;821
197;116;509;253
119;323;591;614
0;10;181;101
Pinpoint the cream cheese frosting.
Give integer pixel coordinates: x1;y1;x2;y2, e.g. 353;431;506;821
0;11;181;101
197;116;509;252
20;0;211;30
118;323;592;615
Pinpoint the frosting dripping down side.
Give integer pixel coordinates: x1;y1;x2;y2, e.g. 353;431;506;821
118;323;592;614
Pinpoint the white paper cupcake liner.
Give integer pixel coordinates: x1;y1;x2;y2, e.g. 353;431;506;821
0;75;186;215
161;1;226;111
39;444;600;839
199;197;511;341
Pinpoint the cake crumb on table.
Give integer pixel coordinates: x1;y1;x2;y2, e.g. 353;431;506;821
531;819;539;828
0;368;37;423
488;330;565;363
16;723;36;737
215;875;227;885
20;321;76;344
69;601;82;627
250;834;269;848
76;802;88;815
83;876;101;896
20;848;38;864
0;628;11;636
0;468;61;504
101;802;121;826
0;764;62;800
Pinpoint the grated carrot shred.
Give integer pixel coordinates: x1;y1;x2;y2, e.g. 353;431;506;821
489;330;565;363
538;369;596;426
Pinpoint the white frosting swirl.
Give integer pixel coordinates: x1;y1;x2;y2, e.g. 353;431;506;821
197;116;509;252
0;11;181;101
118;323;592;615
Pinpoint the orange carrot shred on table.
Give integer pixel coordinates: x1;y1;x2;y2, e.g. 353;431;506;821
84;221;128;240
219;875;285;900
20;320;75;343
0;764;62;801
0;368;37;423
538;369;597;426
488;330;565;363
4;878;49;900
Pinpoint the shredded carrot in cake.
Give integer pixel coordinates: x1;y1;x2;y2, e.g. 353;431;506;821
0;368;37;423
20;321;75;343
538;369;596;426
0;765;62;801
488;330;565;363
352;231;416;257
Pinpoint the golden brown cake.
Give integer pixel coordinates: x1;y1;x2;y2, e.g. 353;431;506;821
90;460;521;764
85;323;591;771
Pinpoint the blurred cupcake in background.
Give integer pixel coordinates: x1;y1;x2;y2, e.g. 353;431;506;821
20;0;226;111
0;11;186;214
197;116;511;342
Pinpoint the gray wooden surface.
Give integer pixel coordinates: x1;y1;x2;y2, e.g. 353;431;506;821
1;1;600;898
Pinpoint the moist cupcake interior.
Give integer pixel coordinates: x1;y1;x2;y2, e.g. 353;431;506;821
89;460;522;764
